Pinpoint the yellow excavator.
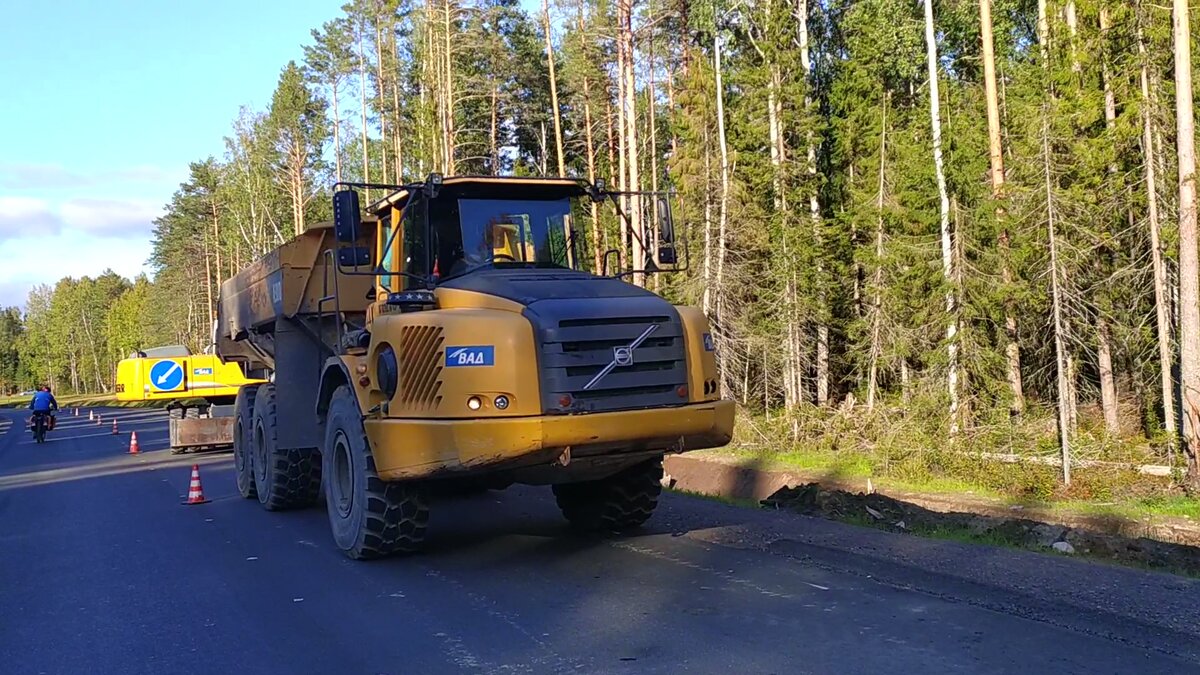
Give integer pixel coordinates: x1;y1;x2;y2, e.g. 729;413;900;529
114;346;264;451
216;174;734;558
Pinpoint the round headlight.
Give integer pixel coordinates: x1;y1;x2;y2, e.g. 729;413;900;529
376;344;398;399
494;395;509;410
467;396;482;411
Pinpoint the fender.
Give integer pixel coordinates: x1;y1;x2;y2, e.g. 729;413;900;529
316;356;357;422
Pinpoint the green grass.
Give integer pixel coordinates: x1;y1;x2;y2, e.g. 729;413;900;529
1054;495;1200;520
706;445;1197;525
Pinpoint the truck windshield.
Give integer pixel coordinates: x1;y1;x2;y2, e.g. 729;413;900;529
435;197;582;278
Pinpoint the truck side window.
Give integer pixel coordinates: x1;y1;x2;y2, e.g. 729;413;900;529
379;218;394;291
402;196;428;290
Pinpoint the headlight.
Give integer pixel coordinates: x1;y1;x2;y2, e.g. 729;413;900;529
376;344;398;399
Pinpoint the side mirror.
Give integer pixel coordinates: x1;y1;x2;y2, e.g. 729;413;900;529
655;195;679;267
333;190;361;244
656;195;675;246
338;246;371;267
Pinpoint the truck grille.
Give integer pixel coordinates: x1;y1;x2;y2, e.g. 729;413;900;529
395;325;444;412
539;314;688;413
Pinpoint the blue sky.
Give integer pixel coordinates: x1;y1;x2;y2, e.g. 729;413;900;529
0;0;343;308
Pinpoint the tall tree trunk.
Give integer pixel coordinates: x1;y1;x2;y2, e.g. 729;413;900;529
615;40;628;271
332;79;342;182
1175;0;1200;484
1097;6;1120;435
619;0;644;285
543;0;566;177
443;0;456;174
375;18;389;183
1038;0;1072;483
798;0;828;405
489;80;499;174
867;93;888;412
391;25;403;180
980;0;1024;415
714;32;732;392
648;31;661;280
210;199;222;314
582;73;602;273
702;125;714;317
357;21;371;202
203;233;214;329
1138;16;1177;447
923;0;958;433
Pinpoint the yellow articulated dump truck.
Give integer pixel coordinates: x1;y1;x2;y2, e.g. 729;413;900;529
218;174;734;559
114;346;265;452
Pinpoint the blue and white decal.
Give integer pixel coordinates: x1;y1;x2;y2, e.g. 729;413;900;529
193;367;213;376
702;333;715;352
149;359;185;391
445;346;495;367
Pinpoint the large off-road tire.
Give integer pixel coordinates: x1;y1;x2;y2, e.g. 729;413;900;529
233;386;258;499
252;384;322;511
323;386;428;559
553;458;664;532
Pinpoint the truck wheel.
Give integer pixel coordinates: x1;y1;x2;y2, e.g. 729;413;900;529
252;385;322;511
233;386;258;499
323;386;428;559
553;458;664;532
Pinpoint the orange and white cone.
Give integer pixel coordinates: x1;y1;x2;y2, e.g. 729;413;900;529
183;465;209;505
128;431;140;455
112;419;119;434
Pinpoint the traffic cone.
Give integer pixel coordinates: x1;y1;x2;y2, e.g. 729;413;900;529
128;431;140;455
112;419;119;434
183;465;209;505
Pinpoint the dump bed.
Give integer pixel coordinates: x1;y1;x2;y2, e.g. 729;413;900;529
216;221;374;370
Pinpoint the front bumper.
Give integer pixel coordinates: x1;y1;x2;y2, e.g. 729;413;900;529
364;400;735;481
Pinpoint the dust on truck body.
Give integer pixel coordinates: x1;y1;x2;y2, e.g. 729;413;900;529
218;174;734;559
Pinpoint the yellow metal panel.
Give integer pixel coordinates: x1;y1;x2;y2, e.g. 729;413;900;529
432;287;525;313
364;400;735;480
365;308;541;419
675;305;720;402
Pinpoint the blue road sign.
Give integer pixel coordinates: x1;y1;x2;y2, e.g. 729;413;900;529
149;359;185;391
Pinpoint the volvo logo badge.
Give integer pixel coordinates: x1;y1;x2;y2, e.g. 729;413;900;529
613;346;634;366
583;324;659;390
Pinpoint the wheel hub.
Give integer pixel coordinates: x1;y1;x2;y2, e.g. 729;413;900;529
331;431;354;519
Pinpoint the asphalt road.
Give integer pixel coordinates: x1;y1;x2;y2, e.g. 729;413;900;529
1;407;1199;675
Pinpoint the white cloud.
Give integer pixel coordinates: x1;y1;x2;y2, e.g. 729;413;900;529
0;196;62;235
0;163;179;190
0;233;154;310
60;198;161;235
0;196;160;237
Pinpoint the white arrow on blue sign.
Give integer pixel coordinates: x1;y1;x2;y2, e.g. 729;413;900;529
149;359;185;391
